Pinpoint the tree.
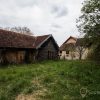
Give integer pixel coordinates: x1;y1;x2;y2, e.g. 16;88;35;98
0;26;33;35
10;27;33;35
77;0;100;38
77;0;100;60
76;38;87;60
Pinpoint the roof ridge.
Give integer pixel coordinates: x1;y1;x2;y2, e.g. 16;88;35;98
36;34;51;37
0;29;34;37
33;37;37;46
35;34;51;49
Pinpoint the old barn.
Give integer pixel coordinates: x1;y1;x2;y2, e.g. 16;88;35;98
0;29;59;64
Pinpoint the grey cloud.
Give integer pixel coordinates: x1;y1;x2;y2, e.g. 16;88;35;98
52;6;59;13
56;8;67;17
15;0;38;7
51;5;68;17
0;15;16;27
52;24;62;28
49;29;57;33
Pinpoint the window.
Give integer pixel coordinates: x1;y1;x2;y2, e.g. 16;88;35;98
66;51;69;54
60;51;62;53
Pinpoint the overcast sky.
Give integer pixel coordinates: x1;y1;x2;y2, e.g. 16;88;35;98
0;0;84;46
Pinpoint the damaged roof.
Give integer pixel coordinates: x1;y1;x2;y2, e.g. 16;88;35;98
60;36;89;51
0;29;58;49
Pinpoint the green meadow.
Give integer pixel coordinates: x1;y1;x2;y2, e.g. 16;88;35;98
0;60;100;100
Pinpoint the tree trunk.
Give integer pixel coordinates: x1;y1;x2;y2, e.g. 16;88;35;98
79;52;82;60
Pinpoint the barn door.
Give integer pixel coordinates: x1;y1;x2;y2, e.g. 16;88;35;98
48;51;54;60
25;50;30;63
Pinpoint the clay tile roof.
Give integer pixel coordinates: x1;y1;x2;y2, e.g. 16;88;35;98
0;29;36;48
60;36;91;51
0;29;52;49
60;36;77;50
33;35;50;48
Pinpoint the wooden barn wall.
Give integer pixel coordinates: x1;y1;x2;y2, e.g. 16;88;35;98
25;50;36;63
37;38;58;60
0;49;35;64
6;51;25;63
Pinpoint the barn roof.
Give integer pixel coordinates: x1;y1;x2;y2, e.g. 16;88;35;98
33;35;50;48
33;34;59;50
0;29;36;48
0;29;58;49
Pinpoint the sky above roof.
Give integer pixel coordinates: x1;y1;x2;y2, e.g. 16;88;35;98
0;0;84;46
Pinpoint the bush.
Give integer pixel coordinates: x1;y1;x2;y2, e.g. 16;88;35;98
87;44;100;61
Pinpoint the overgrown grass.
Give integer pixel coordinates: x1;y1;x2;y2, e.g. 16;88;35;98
0;60;100;100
